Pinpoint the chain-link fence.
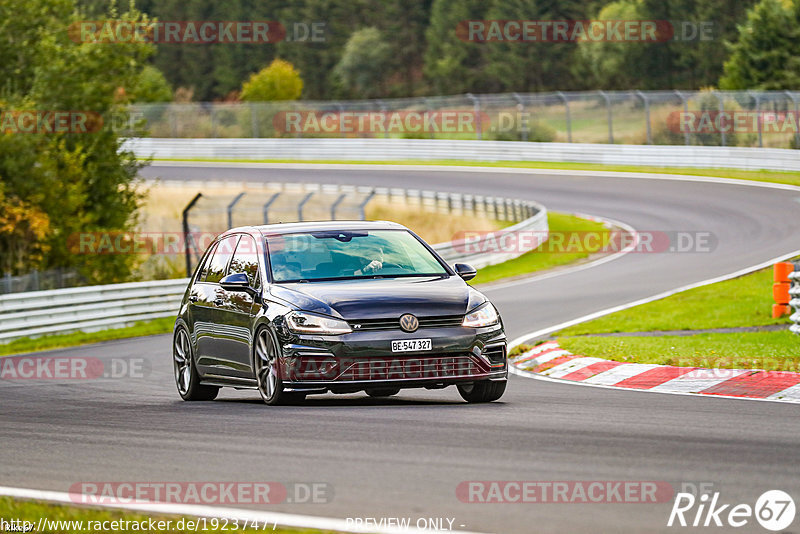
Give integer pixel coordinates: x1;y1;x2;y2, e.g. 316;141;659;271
0;268;84;295
129;90;800;149
181;181;539;276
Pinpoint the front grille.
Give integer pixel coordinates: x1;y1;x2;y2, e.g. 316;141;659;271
351;315;464;331
338;354;486;381
286;354;489;382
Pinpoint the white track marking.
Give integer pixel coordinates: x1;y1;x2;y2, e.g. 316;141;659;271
649;369;750;394
768;382;800;402
581;364;662;386
539;357;607;378
513;349;572;369
511;365;800;404
0;486;485;534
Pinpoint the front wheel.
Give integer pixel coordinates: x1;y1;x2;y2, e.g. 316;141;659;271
457;380;506;403
173;327;219;401
254;328;301;406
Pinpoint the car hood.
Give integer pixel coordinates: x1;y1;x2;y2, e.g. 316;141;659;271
269;276;484;320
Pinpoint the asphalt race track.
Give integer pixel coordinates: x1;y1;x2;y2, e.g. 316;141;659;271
2;164;800;533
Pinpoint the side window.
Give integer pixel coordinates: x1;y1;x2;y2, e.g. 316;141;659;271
229;235;261;288
204;235;239;284
196;242;218;282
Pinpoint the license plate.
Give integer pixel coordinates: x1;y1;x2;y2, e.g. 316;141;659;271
391;339;432;353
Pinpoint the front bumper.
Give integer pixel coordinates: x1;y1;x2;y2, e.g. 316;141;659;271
278;324;507;392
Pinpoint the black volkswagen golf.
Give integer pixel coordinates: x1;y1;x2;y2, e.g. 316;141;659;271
173;221;507;405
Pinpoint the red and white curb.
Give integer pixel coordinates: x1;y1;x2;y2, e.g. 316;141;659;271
511;341;800;403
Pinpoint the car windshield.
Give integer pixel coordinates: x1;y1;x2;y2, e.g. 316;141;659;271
266;229;449;282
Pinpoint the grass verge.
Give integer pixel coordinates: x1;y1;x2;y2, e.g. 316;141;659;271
0;318;174;357
470;212;608;285
557;267;782;335
151;158;800;188
0;497;337;534
557;332;800;372
509;267;798;372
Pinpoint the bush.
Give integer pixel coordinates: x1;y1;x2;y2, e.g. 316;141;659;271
241;59;303;102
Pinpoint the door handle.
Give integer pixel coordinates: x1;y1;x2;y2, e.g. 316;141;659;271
214;298;225;306
189;295;199;302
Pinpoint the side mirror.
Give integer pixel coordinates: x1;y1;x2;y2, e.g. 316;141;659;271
220;272;251;291
454;263;477;281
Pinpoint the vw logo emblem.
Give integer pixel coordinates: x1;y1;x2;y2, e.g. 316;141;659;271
399;314;419;333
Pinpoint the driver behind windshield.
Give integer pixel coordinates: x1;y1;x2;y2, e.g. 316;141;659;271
355;241;384;275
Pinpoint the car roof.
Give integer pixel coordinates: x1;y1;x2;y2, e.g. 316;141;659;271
222;220;408;238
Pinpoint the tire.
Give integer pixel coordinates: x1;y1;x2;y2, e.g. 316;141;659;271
173;327;219;401
457;380;506;403
254;328;299;406
366;388;400;398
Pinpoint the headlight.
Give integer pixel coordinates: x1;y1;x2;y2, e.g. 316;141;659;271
286;311;352;335
462;303;499;328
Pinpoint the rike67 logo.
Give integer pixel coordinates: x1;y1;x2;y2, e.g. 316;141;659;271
668;490;795;531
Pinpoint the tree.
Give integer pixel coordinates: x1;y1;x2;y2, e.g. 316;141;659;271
720;0;800;90
690;0;758;88
276;0;373;100
129;66;173;102
240;59;304;101
378;0;433;96
485;0;588;92
575;0;646;89
0;0;153;282
0;186;51;275
333;28;391;98
423;0;492;95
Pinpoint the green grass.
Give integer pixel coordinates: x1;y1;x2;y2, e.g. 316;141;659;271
471;212;609;285
0;317;174;357
515;266;799;372
558;268;783;335
0;497;338;534
557;331;800;372
151;158;800;188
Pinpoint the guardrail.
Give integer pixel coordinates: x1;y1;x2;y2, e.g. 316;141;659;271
126;138;800;172
788;269;800;336
0;279;189;343
0;186;547;343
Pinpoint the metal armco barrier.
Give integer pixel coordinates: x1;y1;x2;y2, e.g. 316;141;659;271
0;279;189;343
125;138;800;172
785;265;800;335
0;188;547;343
